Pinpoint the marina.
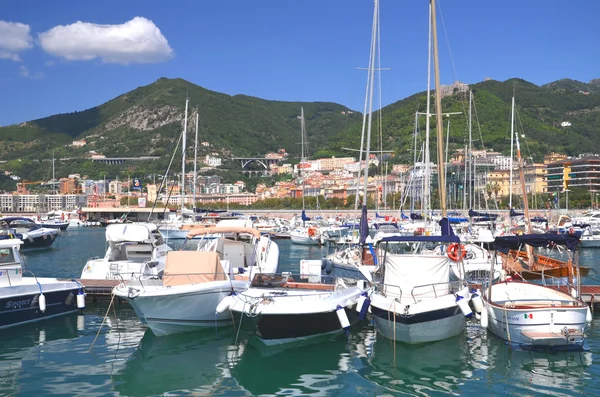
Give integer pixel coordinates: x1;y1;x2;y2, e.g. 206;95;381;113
0;226;598;396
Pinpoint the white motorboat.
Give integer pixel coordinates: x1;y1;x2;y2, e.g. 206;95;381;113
290;225;324;246
221;259;366;346
369;234;472;344
480;233;590;350
112;226;279;336
0;217;59;249
81;223;171;280
0;238;84;328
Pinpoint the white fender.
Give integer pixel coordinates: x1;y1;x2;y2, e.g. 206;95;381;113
471;291;484;314
456;295;472;318
38;293;46;312
586;306;593;323
336;305;350;330
77;291;86;309
216;296;234;314
480;307;489;328
77;315;85;331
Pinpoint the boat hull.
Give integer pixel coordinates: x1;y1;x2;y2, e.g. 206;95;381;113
370;286;470;344
113;281;247;336
484;282;588;349
0;284;79;329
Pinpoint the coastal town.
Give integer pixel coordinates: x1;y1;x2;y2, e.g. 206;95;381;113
2;147;599;215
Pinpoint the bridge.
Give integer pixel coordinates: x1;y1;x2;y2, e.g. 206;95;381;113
231;157;281;169
91;156;161;165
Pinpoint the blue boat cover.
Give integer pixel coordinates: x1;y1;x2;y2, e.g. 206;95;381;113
468;209;499;220
494;233;580;254
448;217;468;224
530;217;548;223
410;213;423;220
359;205;369;245
439;218;455;236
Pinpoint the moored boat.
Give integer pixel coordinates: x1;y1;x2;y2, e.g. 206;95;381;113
0;238;84;329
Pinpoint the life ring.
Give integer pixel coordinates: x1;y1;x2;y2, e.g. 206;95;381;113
447;243;467;261
308;228;316;237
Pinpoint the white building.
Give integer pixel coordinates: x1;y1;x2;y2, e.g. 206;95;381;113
204;155;222;167
109;180;122;195
16;195;40;212
491;155;514;170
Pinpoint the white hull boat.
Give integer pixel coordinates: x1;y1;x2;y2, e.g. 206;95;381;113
481;233;590;350
82;223;171;281
113;227;279;336
369;234;473;344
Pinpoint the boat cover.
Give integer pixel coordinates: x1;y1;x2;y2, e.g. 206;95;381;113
494;233;581;254
383;254;450;300
105;223;157;243
163;251;226;286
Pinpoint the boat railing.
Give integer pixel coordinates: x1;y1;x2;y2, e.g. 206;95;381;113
409;280;463;303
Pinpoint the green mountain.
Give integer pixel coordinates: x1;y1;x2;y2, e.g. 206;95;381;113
327;78;600;163
0;77;361;161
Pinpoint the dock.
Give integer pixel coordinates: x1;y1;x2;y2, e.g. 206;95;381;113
66;279;121;302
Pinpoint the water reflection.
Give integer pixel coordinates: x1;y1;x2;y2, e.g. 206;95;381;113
114;329;248;396
354;324;473;396
231;334;354;396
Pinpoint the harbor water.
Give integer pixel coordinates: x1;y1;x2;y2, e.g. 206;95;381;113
3;227;600;396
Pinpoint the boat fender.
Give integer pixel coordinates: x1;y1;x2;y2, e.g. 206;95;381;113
587;307;593;323
480;307;489;328
237;267;245;274
38;293;46;313
216;293;236;314
77;290;86;310
324;259;334;275
321;258;328;270
357;293;371;321
571;288;578;299
336;305;351;330
499;269;506;282
455;295;472;318
470;290;484;314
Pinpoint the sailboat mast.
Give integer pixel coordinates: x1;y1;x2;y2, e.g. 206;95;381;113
430;0;447;217
362;0;379;208
300;107;306;211
181;97;189;213
468;90;473;209
515;116;532;234
509;96;515;209
423;1;433;222
193;108;199;211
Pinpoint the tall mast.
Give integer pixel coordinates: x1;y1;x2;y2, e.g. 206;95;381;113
181;97;189;213
52;151;56;194
468;90;473;209
515;117;531;233
423;1;433;222
362;0;379;208
300;107;306;211
193;107;199;211
431;0;447;217
509;96;515;209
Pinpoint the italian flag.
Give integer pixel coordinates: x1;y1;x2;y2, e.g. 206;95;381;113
524;313;533;319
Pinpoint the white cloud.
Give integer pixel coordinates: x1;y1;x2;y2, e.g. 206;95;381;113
38;16;173;65
19;65;44;79
0;20;33;61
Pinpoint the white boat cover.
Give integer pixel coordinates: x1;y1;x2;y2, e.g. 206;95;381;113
163;251;227;287
383;255;450;300
105;223;157;243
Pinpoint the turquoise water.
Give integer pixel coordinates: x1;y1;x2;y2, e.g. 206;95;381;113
1;227;599;396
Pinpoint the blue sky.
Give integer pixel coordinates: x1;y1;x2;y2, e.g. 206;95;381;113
0;0;598;126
